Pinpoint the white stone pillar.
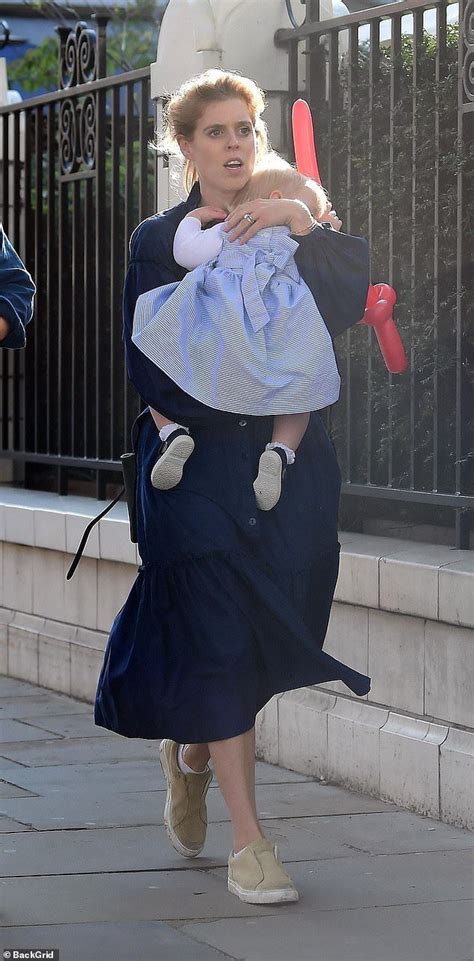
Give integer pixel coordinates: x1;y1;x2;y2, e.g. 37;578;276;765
150;0;333;206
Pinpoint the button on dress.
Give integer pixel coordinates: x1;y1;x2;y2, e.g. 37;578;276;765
94;181;371;742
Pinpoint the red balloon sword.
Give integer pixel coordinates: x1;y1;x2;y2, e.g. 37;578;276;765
292;99;407;374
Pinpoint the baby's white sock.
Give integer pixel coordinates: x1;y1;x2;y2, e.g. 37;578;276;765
159;422;189;442
265;441;296;465
177;743;208;775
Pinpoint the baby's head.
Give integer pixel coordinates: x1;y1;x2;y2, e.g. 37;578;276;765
231;151;330;221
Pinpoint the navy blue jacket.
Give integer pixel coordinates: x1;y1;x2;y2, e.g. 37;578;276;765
0;225;36;349
123;180;369;420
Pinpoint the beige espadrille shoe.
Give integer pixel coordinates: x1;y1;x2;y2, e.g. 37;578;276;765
159;739;213;857
228;838;299;904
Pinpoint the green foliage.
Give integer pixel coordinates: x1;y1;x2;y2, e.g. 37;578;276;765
9;36;58;92
8;0;160;92
106;25;157;74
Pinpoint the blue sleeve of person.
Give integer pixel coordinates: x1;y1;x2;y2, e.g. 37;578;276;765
0;224;36;348
293;224;369;338
123;209;191;414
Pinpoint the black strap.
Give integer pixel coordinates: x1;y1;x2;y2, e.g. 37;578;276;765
66;485;125;580
65;409;148;581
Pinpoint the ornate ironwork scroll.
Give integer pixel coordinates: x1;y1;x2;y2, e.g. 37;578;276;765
60;21;97;89
57;19;108;177
59;92;96;175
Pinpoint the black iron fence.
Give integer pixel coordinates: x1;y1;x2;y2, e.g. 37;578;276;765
278;0;473;546
0;20;155;498
1;6;473;544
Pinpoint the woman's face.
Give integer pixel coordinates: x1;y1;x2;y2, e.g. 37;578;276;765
177;97;257;204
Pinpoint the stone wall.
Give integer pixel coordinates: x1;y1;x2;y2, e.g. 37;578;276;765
1;487;473;828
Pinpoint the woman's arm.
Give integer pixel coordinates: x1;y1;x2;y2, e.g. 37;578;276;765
124;255;181;412
293;225;369;339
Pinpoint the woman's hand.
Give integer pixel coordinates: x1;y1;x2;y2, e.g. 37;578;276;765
223;198;314;244
320;209;342;232
187;206;227;226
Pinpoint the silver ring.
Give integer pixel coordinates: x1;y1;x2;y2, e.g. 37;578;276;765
243;213;255;225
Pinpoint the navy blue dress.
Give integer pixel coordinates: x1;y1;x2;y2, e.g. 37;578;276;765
94;181;371;743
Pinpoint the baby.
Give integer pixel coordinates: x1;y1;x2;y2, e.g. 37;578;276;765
133;156;342;510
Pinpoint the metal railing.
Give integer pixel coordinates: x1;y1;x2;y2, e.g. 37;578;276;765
277;0;473;546
0;20;156;497
0;6;472;545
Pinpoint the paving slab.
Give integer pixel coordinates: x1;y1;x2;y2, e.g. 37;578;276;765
0;760;166;796
181;900;473;961
2;921;237;961
121;780;398;823
0;780;397;831
0;719;64;742
0;756;33;771
0;815;33;833
209;848;473;911
0;734;159;766
250;780;399;818
2;813;472;879
0;790;169;830
0;781;37;799
2;851;472;926
0;678;45;697
0;758;313;797
283;811;474;857
4;711;115;739
1;868;284;925
1;675;472;961
256;760;315;784
0;692;91;719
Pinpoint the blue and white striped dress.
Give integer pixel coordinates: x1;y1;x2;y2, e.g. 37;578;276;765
132;224;341;416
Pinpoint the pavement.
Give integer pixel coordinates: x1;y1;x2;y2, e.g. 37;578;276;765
0;675;473;961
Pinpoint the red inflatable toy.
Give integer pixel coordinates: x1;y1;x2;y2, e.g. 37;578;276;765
292;98;323;185
291;99;407;374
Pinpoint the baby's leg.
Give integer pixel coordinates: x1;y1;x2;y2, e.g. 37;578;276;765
149;407;174;432
148;408;194;490
270;412;311;457
253;413;310;512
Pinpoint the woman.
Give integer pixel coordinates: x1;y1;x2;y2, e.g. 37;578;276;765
132;160;342;510
94;68;371;905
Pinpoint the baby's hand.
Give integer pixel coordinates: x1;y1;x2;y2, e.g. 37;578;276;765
186;206;228;226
